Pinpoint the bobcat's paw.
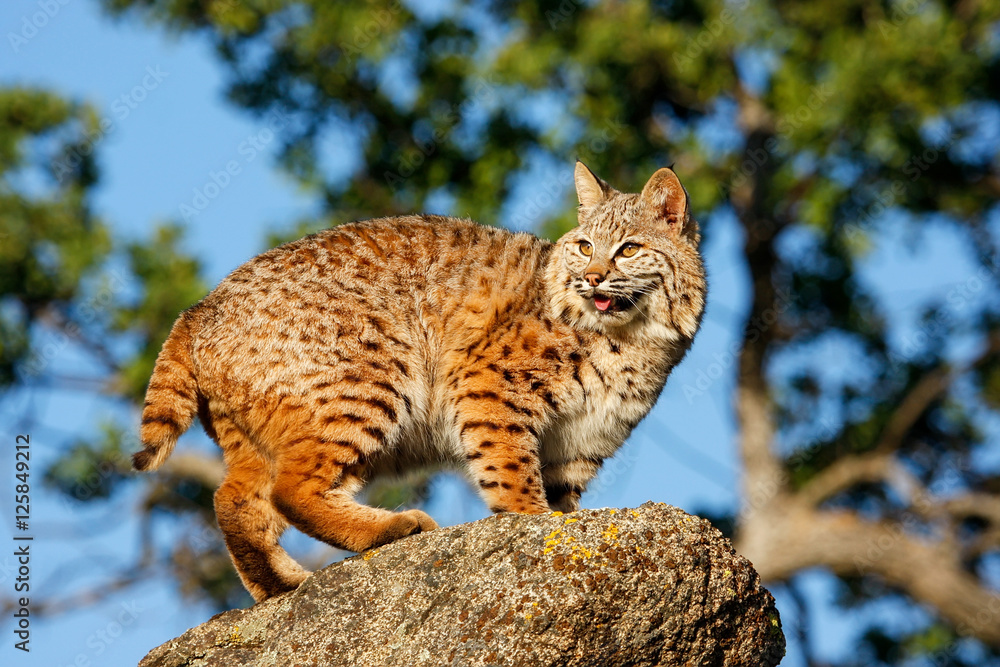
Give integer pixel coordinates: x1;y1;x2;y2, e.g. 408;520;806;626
400;508;439;533
374;509;439;548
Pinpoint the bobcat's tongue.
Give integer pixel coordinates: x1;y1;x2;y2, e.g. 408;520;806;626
594;295;614;312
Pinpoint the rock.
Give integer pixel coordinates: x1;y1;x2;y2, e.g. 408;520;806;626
140;502;784;666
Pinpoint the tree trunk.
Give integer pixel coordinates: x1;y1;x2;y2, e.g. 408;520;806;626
141;503;784;666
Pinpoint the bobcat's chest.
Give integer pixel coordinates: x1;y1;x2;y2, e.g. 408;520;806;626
540;339;668;465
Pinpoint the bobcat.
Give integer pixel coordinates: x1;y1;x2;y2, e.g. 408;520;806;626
133;162;706;602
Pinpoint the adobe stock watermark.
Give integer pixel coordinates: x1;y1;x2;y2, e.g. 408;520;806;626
720;82;835;204
898;589;1000;666
52;433;138;514
506;117;624;230
956;596;1000;642
53;66;170;183
7;0;71;54
874;0;928;37
585;445;641;499
851;450;969;574
885;254;999;374
737;415;841;520
22;269;128;378
507;168;575;232
338;0;404;70
179;108;290;222
56;600;144;667
671;0;752;69
682;286;794;403
545;0;587;29
842;126;961;245
383;76;499;188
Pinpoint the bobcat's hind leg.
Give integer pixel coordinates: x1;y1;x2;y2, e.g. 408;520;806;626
271;434;438;553
211;415;309;602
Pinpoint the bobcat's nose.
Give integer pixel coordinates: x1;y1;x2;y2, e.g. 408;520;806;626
584;272;605;287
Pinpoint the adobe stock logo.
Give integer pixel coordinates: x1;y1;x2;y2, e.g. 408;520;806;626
178;109;291;222
8;0;72;53
53;66;170;183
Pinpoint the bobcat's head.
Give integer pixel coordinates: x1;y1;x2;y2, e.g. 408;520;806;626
547;162;706;342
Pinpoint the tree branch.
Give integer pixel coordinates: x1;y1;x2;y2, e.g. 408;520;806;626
154;452;226;489
942;492;1000;557
797;453;895;507
738;503;1000;647
875;331;1000;454
942;493;1000;525
795;333;1000;517
1;568;148;619
37;305;121;374
733;157;788;511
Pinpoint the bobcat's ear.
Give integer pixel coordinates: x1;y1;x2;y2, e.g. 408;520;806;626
574;161;608;213
640;167;693;240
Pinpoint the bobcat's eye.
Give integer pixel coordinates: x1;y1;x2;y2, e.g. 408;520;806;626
579;241;593;257
619;243;640;257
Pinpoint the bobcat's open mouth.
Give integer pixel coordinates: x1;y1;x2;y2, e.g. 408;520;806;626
592;293;625;313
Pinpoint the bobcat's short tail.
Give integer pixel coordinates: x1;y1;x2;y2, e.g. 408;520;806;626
133;311;200;472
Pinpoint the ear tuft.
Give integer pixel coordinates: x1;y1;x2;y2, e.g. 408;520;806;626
574;161;607;211
640;167;690;238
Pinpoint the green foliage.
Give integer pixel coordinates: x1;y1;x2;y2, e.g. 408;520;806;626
364;469;436;511
0;85;218;607
43;422;130;501
113;224;207;401
0;88;111;385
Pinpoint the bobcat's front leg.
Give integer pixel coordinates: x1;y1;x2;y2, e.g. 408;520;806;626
458;407;549;515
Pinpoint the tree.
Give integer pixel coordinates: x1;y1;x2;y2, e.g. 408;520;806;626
0;85;232;611
9;0;1000;663
0;87;110;388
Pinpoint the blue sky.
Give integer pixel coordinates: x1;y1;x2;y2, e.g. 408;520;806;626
1;1;997;665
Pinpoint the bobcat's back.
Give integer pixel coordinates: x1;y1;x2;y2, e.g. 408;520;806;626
189;216;554;462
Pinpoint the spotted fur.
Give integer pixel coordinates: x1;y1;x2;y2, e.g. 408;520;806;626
133;162;706;602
